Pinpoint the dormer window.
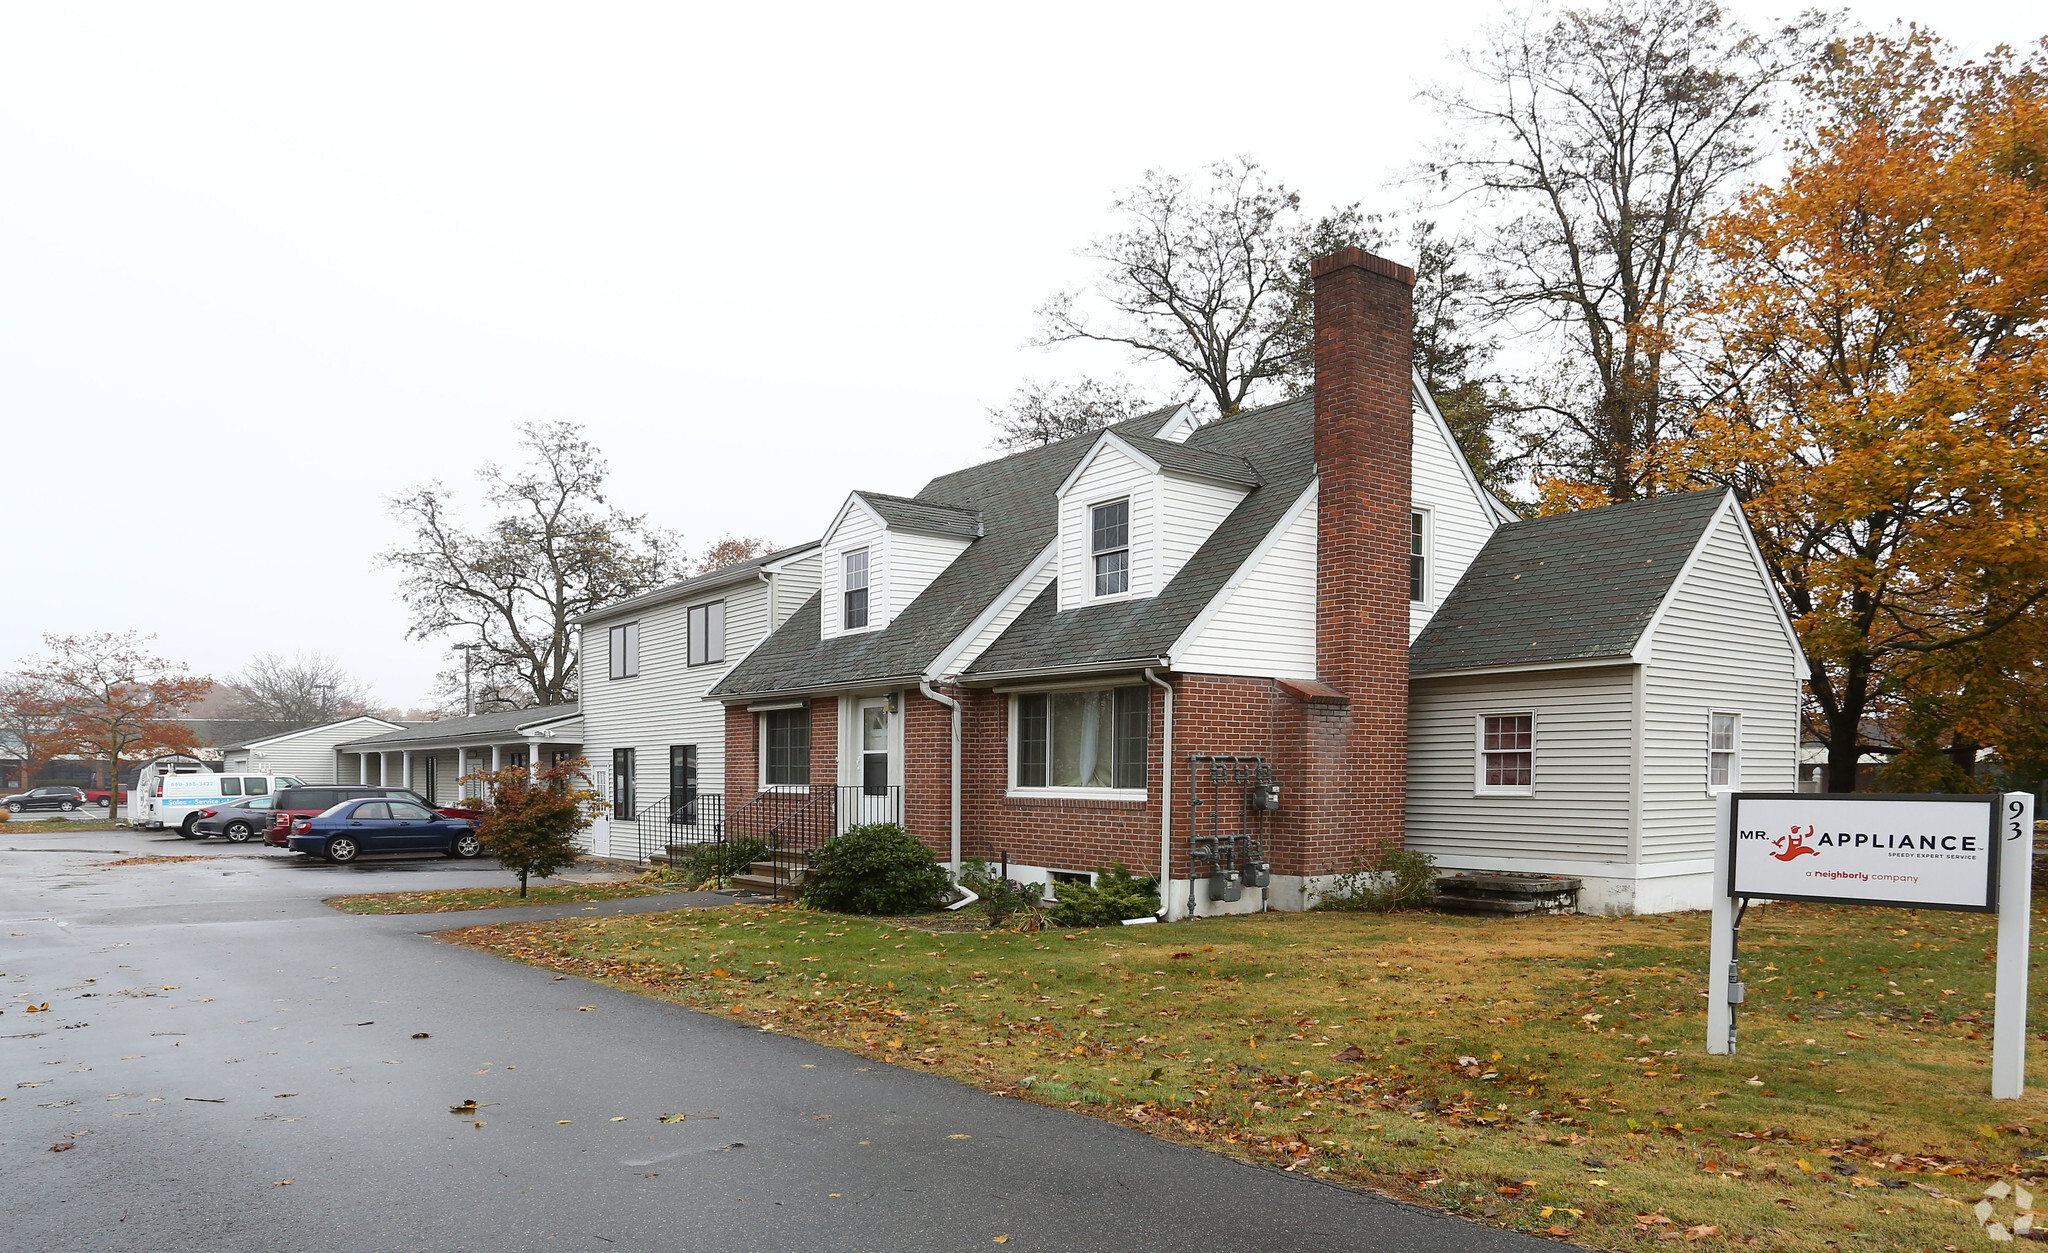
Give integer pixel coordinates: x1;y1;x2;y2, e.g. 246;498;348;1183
1091;499;1129;597
843;549;870;629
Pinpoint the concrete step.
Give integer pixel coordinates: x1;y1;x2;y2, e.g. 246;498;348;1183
1433;870;1581;916
729;871;804;895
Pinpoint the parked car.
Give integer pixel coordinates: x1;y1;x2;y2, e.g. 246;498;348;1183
264;785;481;847
3;786;89;812
85;787;130;809
189;796;277;842
286;798;483;863
142;772;304;835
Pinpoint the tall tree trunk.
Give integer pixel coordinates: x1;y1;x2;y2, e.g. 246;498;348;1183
1825;709;1864;793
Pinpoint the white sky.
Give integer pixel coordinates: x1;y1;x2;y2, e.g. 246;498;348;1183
2;1;2038;708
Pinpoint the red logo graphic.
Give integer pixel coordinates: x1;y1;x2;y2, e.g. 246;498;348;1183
1770;825;1821;862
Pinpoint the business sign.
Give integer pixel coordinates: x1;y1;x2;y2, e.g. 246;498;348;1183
1729;793;2000;912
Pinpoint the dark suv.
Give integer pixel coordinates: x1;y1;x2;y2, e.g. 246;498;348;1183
3;786;89;812
264;786;480;846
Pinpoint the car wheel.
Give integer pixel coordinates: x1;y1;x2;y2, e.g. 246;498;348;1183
223;821;253;842
61;800;79;811
178;816;206;839
95;797;110;808
448;832;483;859
325;836;359;864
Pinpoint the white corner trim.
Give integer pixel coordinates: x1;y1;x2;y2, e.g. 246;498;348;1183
1152;402;1199;441
1629;491;1810;679
747;699;808;712
1729;498;1813;680
237;716;403;749
1164;476;1320;662
1053;431;1161;500
926;541;1057;681
1412;369;1507;538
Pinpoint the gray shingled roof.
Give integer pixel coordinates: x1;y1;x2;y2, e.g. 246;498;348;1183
1410;489;1730;674
338;705;583;750
711;399;1315;699
570;542;820;626
853;492;983;540
1111;433;1263;488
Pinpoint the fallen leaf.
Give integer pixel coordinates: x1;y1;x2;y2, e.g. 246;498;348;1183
659;1113;686;1124
1332;1045;1366;1063
610;1116;628;1122
993;1238;1010;1245
272;1093;296;1099
559;1120;572;1125
274;1179;293;1187
412;1033;430;1039
50;1142;74;1152
949;1134;972;1140
450;1101;478;1115
578;1006;596;1012
1844;1031;1867;1039
355;1021;373;1026
1684;1225;1720;1240
1544;1226;1572;1237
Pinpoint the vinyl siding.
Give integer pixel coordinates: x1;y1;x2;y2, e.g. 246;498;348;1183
225;717;401;783
950;556;1056;674
821;504;888;640
1158;475;1251;589
769;552;820;630
1407;666;1637;865
886;532;972;619
579;580;774;831
1174;482;1317;679
1638;505;1803;864
1410;398;1502;640
1058;444;1156;608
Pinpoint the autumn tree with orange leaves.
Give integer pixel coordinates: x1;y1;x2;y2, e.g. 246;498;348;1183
1684;29;2048;792
18;633;211;812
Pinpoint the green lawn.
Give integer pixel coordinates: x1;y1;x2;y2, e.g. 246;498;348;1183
326;881;677;915
448;898;2048;1251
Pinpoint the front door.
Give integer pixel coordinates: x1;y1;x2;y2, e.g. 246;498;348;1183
854;698;893;827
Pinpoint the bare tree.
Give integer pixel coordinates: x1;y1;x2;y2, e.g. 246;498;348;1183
1036;158;1321;418
0;675;68;790
1423;0;1817;503
221;652;370;723
990;377;1159;451
382;421;681;709
694;535;776;575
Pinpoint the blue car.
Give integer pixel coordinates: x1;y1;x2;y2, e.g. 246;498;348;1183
286;798;484;864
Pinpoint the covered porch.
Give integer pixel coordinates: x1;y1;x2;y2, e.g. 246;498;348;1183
334;706;584;806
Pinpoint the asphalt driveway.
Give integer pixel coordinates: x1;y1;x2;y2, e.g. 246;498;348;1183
0;825;1551;1252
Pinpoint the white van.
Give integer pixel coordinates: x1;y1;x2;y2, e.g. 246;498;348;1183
135;771;304;834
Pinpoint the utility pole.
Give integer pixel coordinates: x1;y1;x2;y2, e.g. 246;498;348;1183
314;682;334;722
453;644;480;717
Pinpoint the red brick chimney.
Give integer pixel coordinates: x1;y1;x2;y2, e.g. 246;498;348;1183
1305;246;1414;873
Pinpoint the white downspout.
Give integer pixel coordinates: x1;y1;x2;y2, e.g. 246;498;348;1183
918;680;962;879
1144;666;1176;921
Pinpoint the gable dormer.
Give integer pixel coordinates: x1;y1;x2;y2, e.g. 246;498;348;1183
1054;431;1258;611
818;491;979;640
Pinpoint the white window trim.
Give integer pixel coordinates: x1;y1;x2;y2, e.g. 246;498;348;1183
1004;690;1148;801
1473;711;1536;797
839;548;881;634
1707;710;1741;796
757;708;812;791
1410;507;1433;605
1087;496;1135;604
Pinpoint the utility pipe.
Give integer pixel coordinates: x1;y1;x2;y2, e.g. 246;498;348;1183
918;680;963;879
1144;667;1177;921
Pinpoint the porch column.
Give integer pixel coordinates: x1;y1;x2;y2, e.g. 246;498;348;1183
455;746;465;796
356;752;367;785
402;750;412;789
491;744;501;772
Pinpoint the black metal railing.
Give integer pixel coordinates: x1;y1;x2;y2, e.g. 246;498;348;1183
726;784;903;896
628;793;728;867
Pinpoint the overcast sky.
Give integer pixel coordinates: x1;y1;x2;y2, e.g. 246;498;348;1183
2;1;2038;709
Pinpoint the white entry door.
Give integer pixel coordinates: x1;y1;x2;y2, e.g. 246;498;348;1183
853;698;894;827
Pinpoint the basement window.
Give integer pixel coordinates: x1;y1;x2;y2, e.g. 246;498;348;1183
1475;712;1535;796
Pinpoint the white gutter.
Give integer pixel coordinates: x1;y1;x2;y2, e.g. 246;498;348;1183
1144;667;1177;921
918;680;963;879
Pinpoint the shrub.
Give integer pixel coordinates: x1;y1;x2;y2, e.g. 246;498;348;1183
644;837;768;890
959;858;1046;930
1314;848;1438;912
800;823;952;915
469;757;599;897
1044;862;1158;927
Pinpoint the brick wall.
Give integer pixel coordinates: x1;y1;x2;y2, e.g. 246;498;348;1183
720;698;840;820
1305;246;1415;874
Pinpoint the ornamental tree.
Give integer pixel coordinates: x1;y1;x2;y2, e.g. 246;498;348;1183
466;755;601;897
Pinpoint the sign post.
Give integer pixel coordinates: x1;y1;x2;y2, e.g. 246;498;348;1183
1710;791;2036;1098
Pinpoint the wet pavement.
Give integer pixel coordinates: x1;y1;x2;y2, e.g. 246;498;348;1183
1;825;1549;1252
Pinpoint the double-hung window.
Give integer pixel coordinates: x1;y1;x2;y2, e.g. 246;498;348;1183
1091;499;1129;597
1709;712;1740;792
687;600;725;667
763;709;811;787
1410;511;1428;603
612;747;636;820
1013;685;1148;793
608;622;639;679
843;550;869;629
1476;713;1535;794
